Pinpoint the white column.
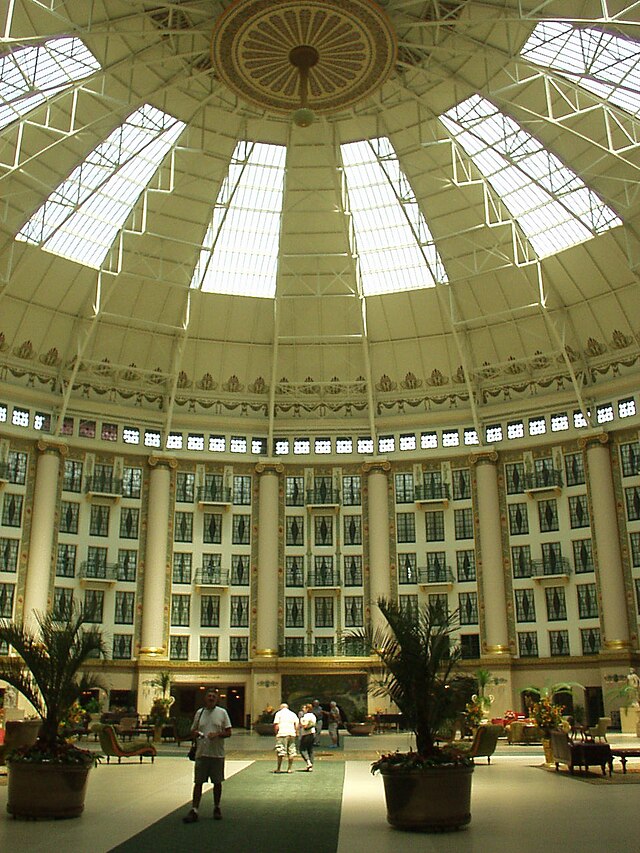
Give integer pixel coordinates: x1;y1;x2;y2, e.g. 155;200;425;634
583;435;630;651
364;460;391;631
139;457;174;658
472;451;510;656
255;462;282;658
23;441;65;629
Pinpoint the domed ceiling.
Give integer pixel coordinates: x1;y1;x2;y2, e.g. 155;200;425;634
1;0;639;442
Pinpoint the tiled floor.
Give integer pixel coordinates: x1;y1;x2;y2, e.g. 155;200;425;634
2;732;640;853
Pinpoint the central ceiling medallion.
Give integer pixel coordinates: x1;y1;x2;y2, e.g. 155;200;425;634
211;0;397;123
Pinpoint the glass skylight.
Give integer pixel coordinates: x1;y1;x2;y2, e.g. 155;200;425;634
0;37;100;131
190;141;286;298
440;95;621;257
17;105;185;269
340;137;447;295
522;22;640;117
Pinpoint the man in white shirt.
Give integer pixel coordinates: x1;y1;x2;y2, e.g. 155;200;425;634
183;688;232;824
273;702;299;773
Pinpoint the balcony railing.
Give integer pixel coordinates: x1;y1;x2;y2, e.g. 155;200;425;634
79;561;118;582
417;566;455;586
0;461;9;482
307;570;341;588
414;482;450;503
531;557;571;579
279;641;369;658
525;469;563;493
195;568;229;586
305;488;340;507
84;476;122;497
197;486;232;505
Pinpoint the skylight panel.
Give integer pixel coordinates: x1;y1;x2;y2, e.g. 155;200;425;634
440;95;621;257
16;105;185;268
191;141;286;298
340;137;447;295
522;21;640;117
0;37;100;131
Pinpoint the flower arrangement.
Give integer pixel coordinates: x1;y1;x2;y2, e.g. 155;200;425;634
464;697;484;730
256;704;275;724
530;697;565;736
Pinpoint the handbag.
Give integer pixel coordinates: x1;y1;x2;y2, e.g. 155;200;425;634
187;708;204;760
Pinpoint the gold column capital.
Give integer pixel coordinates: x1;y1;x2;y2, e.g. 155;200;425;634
147;455;178;470
578;432;609;451
255;461;284;475
362;458;391;474
469;449;498;466
36;438;69;457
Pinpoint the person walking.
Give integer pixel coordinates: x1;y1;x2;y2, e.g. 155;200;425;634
273;702;299;773
299;703;316;771
312;699;324;747
183;688;232;824
327;700;342;748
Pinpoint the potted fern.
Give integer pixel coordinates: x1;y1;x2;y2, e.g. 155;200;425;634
0;604;107;818
351;597;474;832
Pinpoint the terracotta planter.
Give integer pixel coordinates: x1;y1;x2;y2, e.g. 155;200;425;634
7;761;92;819
346;722;374;736
253;723;275;736
380;763;473;832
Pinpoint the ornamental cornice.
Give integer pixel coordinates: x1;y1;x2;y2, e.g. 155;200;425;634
36;438;69;456
577;432;609;451
469;450;499;466
255;461;284;475
362;458;391;474
147;455;178;470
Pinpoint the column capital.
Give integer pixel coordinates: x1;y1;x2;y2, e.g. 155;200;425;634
469;449;498;466
147;455;178;470
255;461;284;475
362;458;391;474
578;432;609;451
36;438;69;457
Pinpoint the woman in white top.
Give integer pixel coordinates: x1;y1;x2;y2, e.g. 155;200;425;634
299;703;317;771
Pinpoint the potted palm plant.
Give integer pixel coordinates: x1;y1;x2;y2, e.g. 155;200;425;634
0;604;107;818
351;597;474;832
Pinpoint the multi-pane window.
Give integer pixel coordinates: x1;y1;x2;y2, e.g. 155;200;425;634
286;516;304;546
231;555;249;585
119;507;139;539
454;508;473;540
84;589;104;622
117;549;137;582
176;472;195;502
396;513;416;543
395;473;414;504
568;495;589;529
625;487;640;522
89;504;110;537
542;542;564;574
399;594;418;617
452;469;471;500
343;515;362;545
505;462;525;494
425;511;445;541
204;513;223;544
313;476;334;503
203;473;224;502
456;550;476;582
313;556;334;585
171;594;190;626
459;592;478;624
174;512;193;542
285;556;304;586
398;553;417;584
201;553;222;583
63;460;83;492
0;538;19;573
315;597;334;627
230;595;249;627
200;636;219;661
518;631;539;657
59;500;80;534
342;476;361;506
428;593;449;621
549;630;570;656
427;552;448;582
114;591;135;624
545;586;567;620
172;552;192;584
286;597;305;627
577;583;598;619
233;475;251;505
286;477;304;506
53;587;73;620
345;596;364;627
538;499;559;532
91;463;114;493
581;628;601;655
0;583;15;618
284;637;305;656
113;635;133;660
460;634;480;659
6;451;27;484
170;635;189;660
56;543;76;577
344;555;363;586
229;636;248;661
508;503;529;535
2;494;23;527
232;514;251;545
512;545;532;578
121;466;142;498
314;516;333;546
621;442;640;477
86;546;108;576
515;589;536;622
564;453;585;486
573;538;594;573
201;595;220;627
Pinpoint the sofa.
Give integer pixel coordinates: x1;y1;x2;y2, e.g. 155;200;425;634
506;720;542;744
550;731;612;776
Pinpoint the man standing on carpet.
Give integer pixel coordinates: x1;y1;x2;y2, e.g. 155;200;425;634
183;688;232;824
273;702;299;773
327;700;342;748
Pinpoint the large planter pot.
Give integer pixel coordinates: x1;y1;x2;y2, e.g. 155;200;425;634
7;761;92;819
346;722;374;736
380;764;473;832
253;723;274;736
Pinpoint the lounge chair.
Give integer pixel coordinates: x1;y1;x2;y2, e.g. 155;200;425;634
586;717;611;742
456;724;502;764
99;724;157;763
0;719;42;768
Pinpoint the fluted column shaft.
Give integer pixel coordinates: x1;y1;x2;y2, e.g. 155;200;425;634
140;458;173;656
365;462;391;631
255;464;281;657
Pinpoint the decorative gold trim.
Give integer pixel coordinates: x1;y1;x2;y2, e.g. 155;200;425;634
469;450;499;466
255;461;284;475
485;644;510;655
147;455;178;469
254;648;279;658
36;438;69;456
362;459;391;474
577;432;609;450
138;646;166;656
603;639;632;651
